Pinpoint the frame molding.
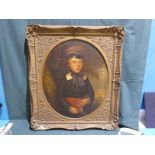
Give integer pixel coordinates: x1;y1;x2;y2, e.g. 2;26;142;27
27;25;125;130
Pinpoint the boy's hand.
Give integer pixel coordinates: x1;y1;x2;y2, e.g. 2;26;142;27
80;97;90;106
69;106;82;114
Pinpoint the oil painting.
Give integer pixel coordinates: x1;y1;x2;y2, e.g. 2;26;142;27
27;25;124;130
43;39;109;118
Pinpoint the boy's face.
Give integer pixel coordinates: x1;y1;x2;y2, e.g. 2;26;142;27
68;57;84;73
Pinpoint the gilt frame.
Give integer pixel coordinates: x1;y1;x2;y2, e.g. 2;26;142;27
27;25;125;130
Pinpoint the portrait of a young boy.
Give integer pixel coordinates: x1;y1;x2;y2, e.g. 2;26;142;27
58;52;95;117
43;39;108;119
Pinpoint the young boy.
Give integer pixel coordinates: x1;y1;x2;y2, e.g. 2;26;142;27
58;52;95;117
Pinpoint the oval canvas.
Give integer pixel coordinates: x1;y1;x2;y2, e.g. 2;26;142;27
42;39;109;118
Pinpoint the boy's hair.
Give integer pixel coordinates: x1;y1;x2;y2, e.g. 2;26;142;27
66;52;83;60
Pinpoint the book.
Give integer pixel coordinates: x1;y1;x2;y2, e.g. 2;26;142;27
144;92;155;128
118;128;143;135
0;122;13;135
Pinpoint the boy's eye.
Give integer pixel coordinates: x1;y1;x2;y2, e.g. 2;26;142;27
72;61;76;63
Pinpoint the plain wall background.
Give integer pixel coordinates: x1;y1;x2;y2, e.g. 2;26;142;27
0;68;9;127
0;19;152;133
142;20;155;93
141;20;155;109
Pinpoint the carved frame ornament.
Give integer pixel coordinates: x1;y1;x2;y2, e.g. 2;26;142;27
27;25;125;130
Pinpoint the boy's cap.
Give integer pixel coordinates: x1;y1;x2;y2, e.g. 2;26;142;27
65;45;85;59
66;52;83;59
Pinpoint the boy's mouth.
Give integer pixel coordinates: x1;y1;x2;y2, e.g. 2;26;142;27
75;68;81;72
